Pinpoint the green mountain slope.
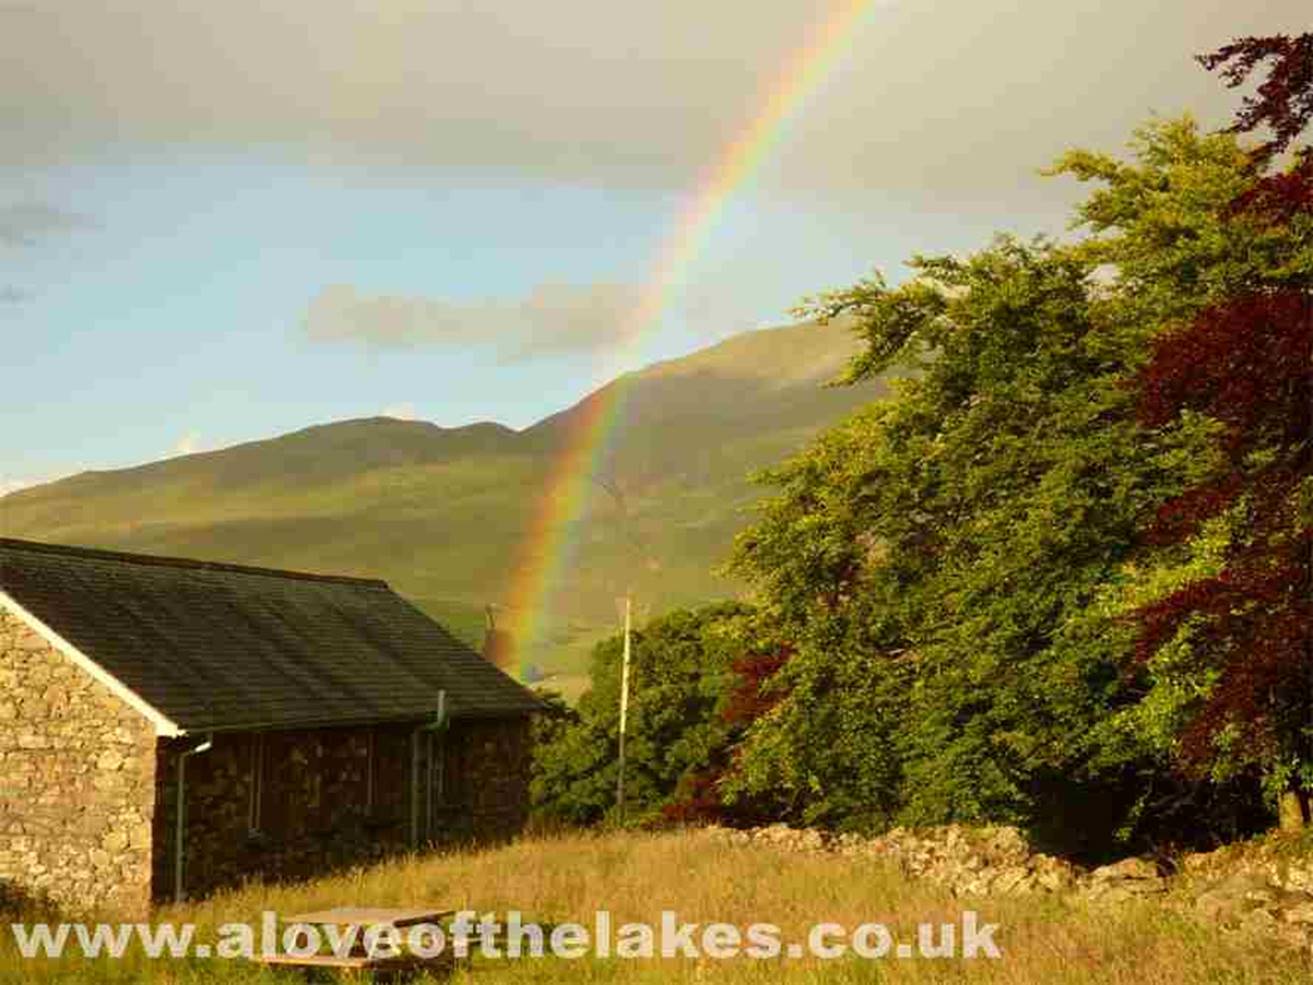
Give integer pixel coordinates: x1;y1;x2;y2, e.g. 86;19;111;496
1;320;884;688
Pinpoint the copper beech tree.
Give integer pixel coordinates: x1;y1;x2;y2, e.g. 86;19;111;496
1133;34;1312;830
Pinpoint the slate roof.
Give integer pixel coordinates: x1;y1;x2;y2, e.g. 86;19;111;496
0;538;541;733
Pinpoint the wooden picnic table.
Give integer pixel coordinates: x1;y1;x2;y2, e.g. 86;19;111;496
253;906;457;979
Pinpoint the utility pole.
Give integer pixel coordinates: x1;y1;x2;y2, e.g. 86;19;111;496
615;592;632;822
592;474;646;826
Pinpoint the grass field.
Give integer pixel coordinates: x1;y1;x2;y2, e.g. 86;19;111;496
3;830;1306;983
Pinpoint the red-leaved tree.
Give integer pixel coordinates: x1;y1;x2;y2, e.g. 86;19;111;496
661;646;792;825
1134;34;1313;828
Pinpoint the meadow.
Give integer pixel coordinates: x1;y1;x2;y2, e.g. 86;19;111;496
3;829;1306;983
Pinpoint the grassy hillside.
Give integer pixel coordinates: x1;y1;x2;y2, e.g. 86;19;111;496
0;320;883;689
3;830;1304;982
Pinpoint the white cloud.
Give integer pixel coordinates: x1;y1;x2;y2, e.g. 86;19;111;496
0;469;70;496
380;402;418;420
169;431;206;457
0;476;38;496
303;281;646;361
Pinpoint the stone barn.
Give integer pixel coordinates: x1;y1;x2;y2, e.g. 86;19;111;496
0;538;541;916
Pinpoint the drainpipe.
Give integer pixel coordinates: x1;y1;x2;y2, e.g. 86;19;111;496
434;692;447;814
174;735;213;904
427;692;447;837
409;727;421;849
410;691;448;850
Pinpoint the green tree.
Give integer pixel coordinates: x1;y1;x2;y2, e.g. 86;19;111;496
726;118;1286;848
530;603;756;826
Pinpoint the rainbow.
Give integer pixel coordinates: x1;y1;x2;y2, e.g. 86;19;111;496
504;0;880;673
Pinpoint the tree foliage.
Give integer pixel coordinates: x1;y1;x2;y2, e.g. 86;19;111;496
725;99;1308;847
530;37;1311;850
530;603;773;826
1116;35;1313;806
725;235;1192;844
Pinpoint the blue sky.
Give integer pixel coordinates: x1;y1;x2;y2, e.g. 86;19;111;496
2;156;1071;486
1;0;1305;492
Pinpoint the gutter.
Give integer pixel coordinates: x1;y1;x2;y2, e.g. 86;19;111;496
171;693;534;735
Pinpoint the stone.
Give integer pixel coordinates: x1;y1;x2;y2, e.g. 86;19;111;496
989;866;1031;895
96;750;125;772
1283;866;1313;894
984;826;1029;859
1274;924;1312;951
1243;887;1280;907
1283;901;1313;924
1241;908;1280;934
1195;889;1244;923
1037;856;1082;891
1090;857;1160;882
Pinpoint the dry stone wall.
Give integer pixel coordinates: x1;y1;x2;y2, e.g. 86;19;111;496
704;822;1313;951
0;608;156;917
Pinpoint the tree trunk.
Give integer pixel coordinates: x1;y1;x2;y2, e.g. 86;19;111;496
1278;790;1309;833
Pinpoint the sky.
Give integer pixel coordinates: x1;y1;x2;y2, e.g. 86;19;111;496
1;0;1307;493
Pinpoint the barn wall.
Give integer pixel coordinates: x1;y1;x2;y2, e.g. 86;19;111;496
154;715;532;901
0;609;157;917
434;716;533;840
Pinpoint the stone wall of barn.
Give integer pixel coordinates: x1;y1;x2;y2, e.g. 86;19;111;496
0;608;157;917
434;716;533;840
153;715;532;900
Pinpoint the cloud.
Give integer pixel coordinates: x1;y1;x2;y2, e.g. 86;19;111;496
0;470;64;496
0;476;37;496
0;203;90;304
380;403;418;421
3;2;1308;195
168;431;206;457
303;281;646;361
0;203;88;247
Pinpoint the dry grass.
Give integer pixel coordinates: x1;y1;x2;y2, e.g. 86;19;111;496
2;829;1308;983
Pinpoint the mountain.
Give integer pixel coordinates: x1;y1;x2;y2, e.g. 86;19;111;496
0;319;885;692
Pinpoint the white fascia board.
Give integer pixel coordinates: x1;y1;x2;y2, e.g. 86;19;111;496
0;590;183;737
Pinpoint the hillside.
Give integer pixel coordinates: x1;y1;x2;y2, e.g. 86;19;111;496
0;319;884;688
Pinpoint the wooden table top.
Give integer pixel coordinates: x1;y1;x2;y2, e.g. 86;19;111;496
281;906;454;928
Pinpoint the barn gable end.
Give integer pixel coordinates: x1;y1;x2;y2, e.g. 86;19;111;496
0;607;157;917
